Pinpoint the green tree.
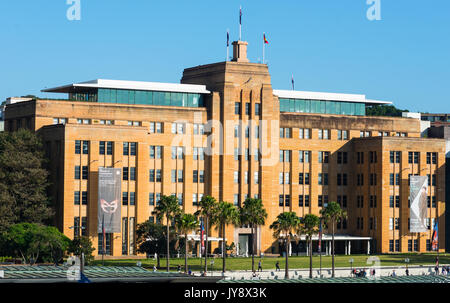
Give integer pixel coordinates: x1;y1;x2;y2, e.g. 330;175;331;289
320;201;347;277
269;212;301;279
1;223;48;264
195;195;218;273
366;105;408;117
212;201;239;273
239;198;268;272
136;221;176;268
175;213;198;273
67;236;95;265
300;214;320;278
0;129;53;233
152;195;181;272
40;226;71;265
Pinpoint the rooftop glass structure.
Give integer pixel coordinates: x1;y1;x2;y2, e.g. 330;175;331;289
279;98;366;116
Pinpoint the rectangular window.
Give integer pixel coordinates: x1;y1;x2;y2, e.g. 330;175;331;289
149;169;155;182
171;170;177;183
99;141;106;155
245;103;250;115
235;102;240;115
193;170;198;183
74;191;80;205
123;167;129;180
149;193;154;205
82;166;88;180
130;142;137;156
178;170;183;183
75;140;81;154
82;191;88;205
304;195;310;207
82;141;89;154
123;142;129;156
129;192;135;205
130;167;136;181
156;169;162;182
199;170;205;183
75;166;81;180
122;192;128;205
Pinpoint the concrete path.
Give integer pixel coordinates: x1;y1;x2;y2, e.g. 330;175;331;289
189;264;450;280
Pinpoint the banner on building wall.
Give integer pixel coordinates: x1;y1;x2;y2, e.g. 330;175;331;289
409;175;428;233
97;167;122;233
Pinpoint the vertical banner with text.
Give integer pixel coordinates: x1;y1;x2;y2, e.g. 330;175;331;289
97;167;122;233
409;175;428;233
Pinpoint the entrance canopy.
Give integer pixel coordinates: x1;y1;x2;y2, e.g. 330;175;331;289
183;235;226;242
296;234;372;241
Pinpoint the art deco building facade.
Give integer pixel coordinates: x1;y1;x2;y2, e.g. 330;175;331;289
4;41;446;257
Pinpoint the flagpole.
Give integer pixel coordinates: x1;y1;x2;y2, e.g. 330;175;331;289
319;219;322;277
226;29;229;62
239;6;242;41
262;33;265;64
102;214;105;266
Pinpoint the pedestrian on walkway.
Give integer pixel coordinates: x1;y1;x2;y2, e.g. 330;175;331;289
275;261;280;272
391;270;397;277
258;260;263;272
405;268;409;276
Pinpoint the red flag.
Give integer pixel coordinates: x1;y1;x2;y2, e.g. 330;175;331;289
263;33;269;44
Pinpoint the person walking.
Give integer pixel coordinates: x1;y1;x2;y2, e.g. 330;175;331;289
275;261;280;272
405;268;409;276
258;260;263;272
391;270;397;277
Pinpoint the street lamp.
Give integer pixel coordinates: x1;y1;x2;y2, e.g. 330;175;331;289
405;258;410;275
349;258;354;276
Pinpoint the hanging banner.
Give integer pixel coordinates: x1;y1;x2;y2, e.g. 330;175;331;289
97;167;122;233
409;176;428;233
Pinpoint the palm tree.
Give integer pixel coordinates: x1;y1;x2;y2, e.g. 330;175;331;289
320;201;347;278
195;195;218;274
300;214;320;278
239;198;268;272
152;195;181;272
212;201;239;273
175;213;198;273
269;212;301;279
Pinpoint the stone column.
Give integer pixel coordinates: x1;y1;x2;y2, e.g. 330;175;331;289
367;240;370;255
348;241;351;255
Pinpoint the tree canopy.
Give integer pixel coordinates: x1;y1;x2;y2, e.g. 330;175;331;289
366;105;409;117
0;129;53;233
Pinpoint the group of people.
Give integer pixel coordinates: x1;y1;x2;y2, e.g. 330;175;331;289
435;265;450;275
352;268;370;277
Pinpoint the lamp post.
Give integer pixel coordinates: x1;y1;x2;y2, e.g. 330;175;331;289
405;258;410;275
349;258;354;277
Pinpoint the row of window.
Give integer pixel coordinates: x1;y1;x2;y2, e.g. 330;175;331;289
75;141;137;156
234;102;261;116
234;171;260;184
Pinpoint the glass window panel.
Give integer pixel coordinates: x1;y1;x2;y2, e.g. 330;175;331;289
164;92;171;106
304;100;310;113
192;94;199;107
172;92;183;106
182;93;188;107
128;90;135;104
289;99;295;112
295;99;301;113
135;91;146;104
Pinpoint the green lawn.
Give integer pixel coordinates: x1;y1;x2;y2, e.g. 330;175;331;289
91;253;449;272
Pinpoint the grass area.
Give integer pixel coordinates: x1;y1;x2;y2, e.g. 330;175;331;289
91;253;450;272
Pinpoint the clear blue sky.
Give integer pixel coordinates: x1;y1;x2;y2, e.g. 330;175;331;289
0;0;449;112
